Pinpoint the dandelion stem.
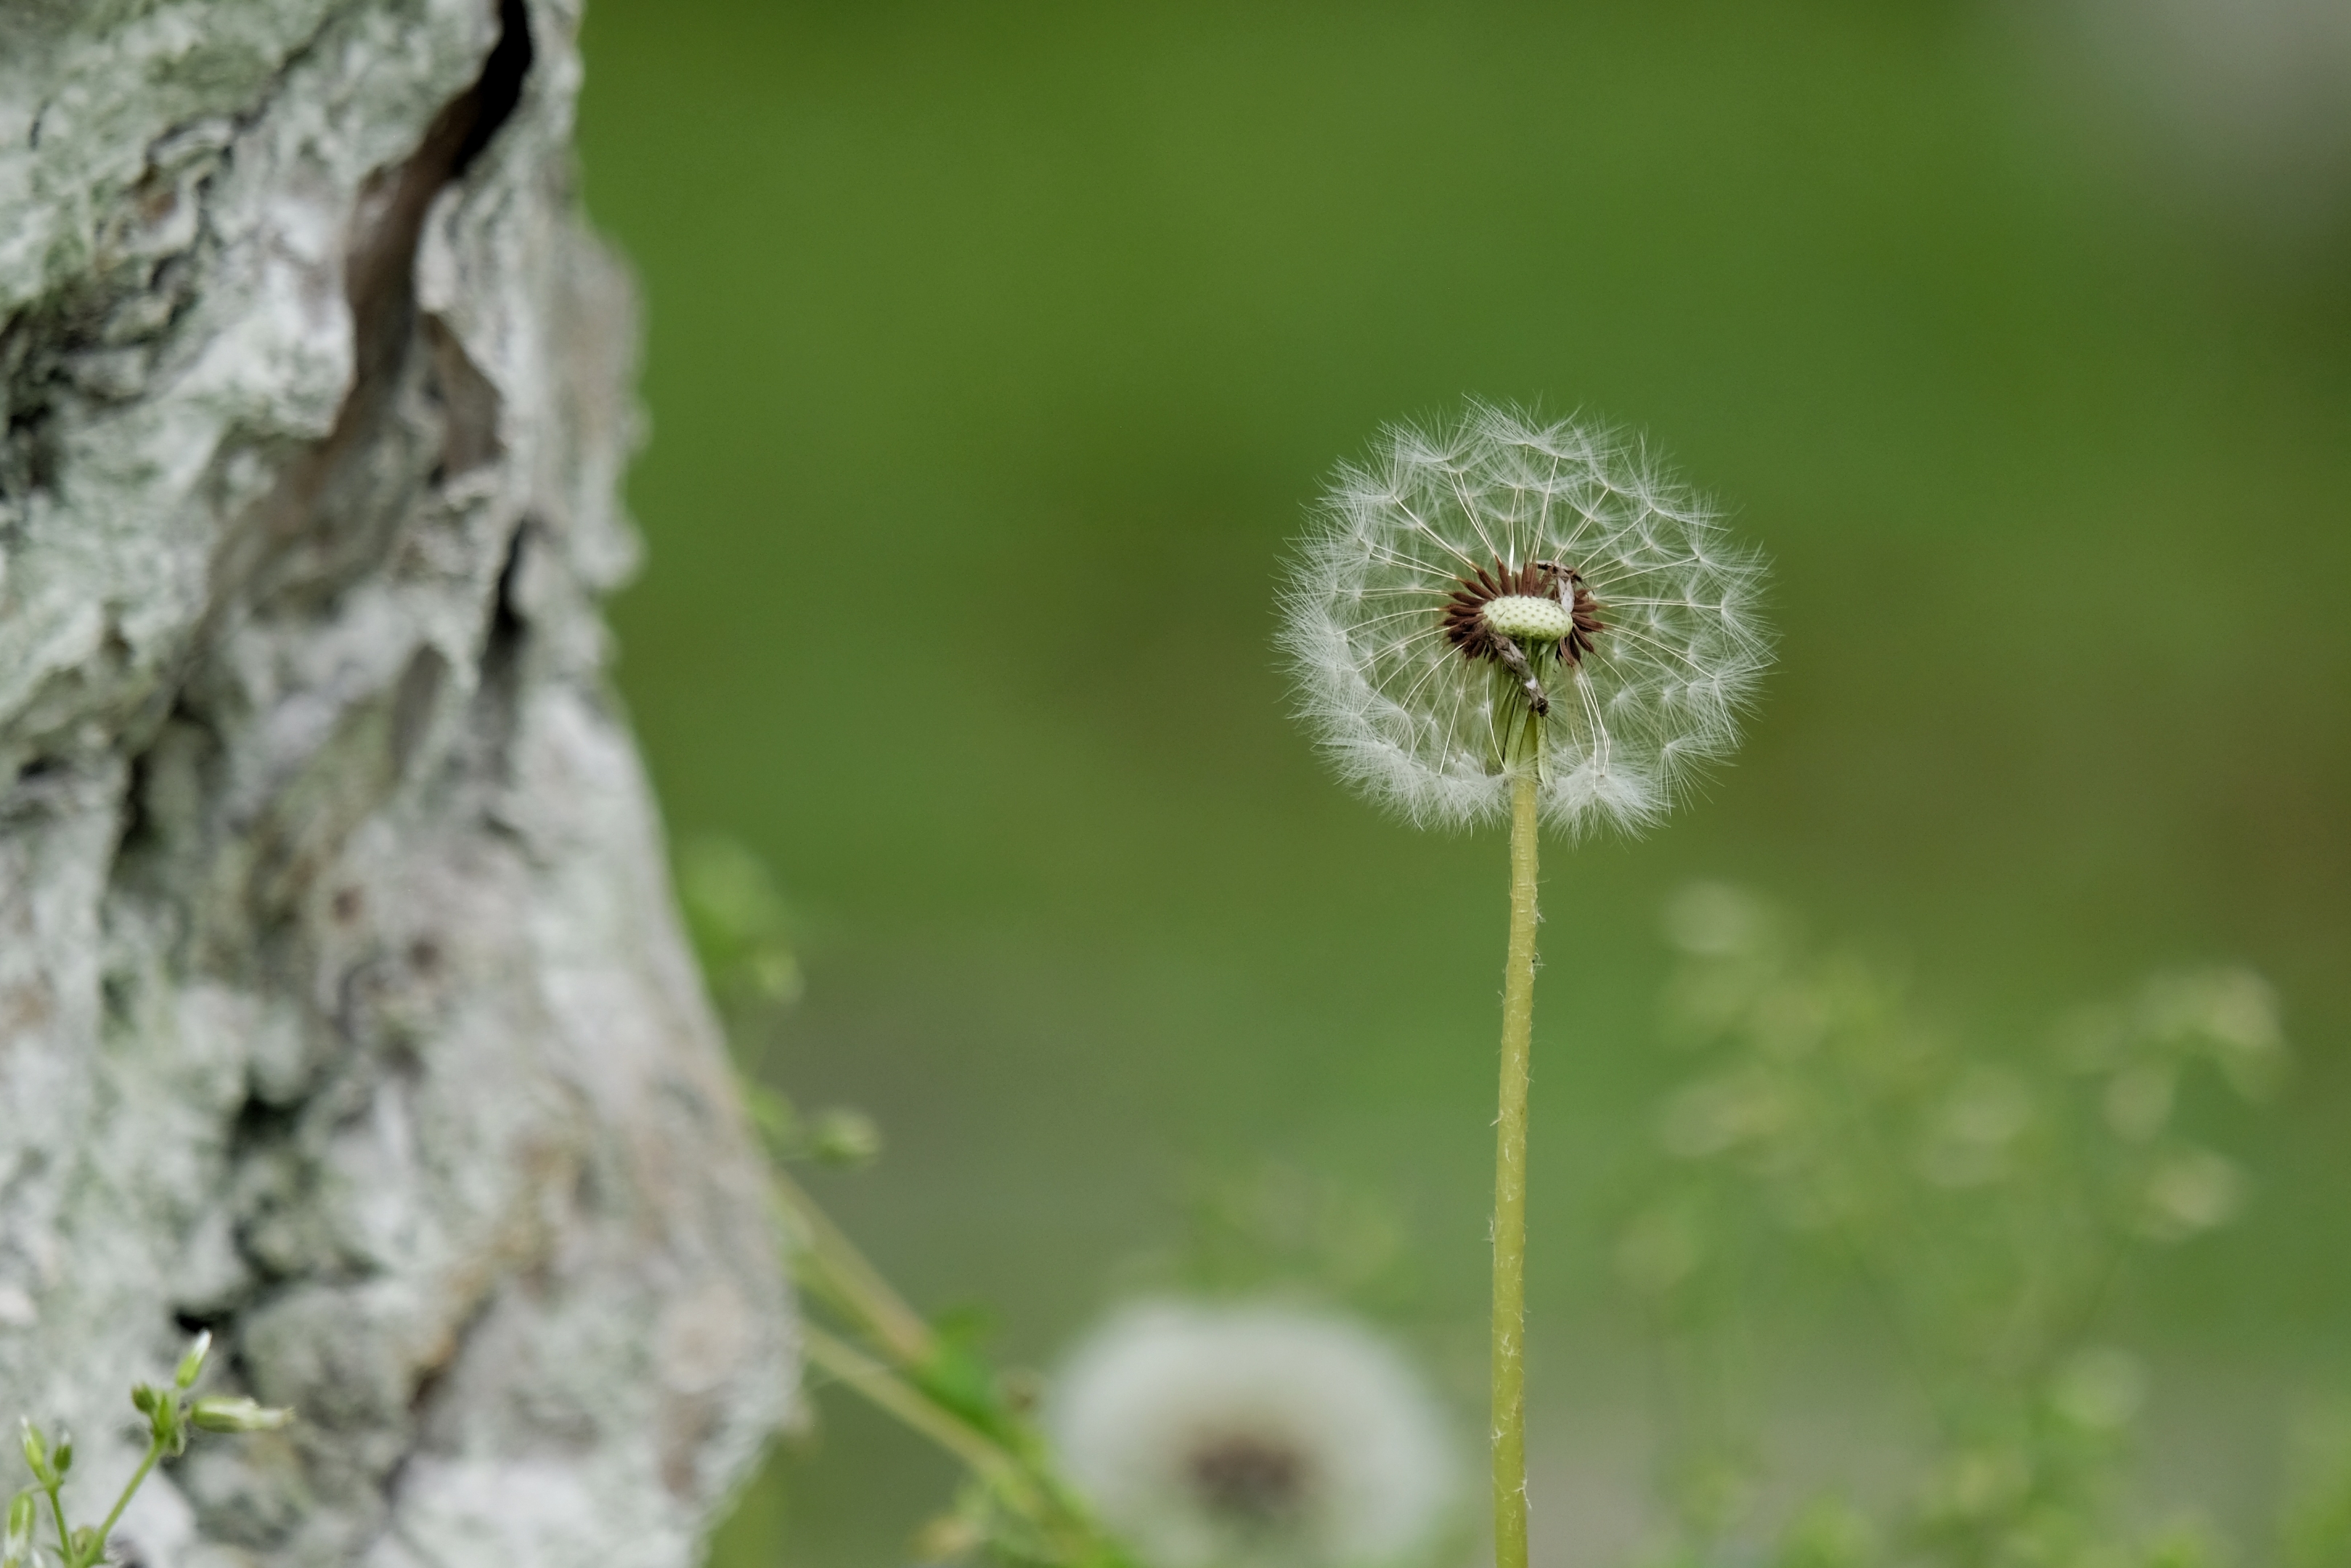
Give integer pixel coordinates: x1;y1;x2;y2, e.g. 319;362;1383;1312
1492;755;1540;1568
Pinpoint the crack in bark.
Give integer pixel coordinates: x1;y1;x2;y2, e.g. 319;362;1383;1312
224;0;537;617
96;7;558;1550
339;0;534;478
3;6;790;1559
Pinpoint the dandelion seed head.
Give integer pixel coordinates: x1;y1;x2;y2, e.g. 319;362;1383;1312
1279;401;1772;834
1047;1302;1456;1568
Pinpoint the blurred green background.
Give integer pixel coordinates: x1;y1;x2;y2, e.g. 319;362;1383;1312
571;2;2350;1562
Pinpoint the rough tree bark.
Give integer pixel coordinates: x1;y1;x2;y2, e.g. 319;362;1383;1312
0;1;792;1564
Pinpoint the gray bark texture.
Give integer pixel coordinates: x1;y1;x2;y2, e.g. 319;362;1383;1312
0;1;794;1564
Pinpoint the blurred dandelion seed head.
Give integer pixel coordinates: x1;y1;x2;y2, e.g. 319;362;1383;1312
1279;402;1770;834
1047;1302;1456;1568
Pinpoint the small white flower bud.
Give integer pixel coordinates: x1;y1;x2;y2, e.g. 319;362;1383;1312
810;1108;881;1168
4;1491;34;1568
176;1330;212;1389
189;1397;293;1434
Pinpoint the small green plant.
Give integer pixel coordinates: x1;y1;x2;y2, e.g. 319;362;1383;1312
677;836;1135;1568
8;1334;291;1568
1621;883;2284;1568
773;1172;1134;1568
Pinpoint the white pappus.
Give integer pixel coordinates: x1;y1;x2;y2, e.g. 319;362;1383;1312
1279;402;1772;836
1046;1301;1458;1568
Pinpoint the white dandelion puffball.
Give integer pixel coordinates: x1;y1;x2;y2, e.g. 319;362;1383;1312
1048;1302;1457;1568
1281;402;1771;834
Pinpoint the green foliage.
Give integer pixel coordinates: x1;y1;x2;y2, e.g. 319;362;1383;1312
677;835;804;1026
679;836;880;1172
1127;1159;1417;1310
1622;884;2285;1568
682;835;1134;1568
680;831;2324;1568
8;1334;290;1568
2278;1411;2351;1568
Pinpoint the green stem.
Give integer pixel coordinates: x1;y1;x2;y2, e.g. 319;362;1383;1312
802;1325;1115;1564
42;1483;69;1567
801;1325;1016;1485
1493;762;1541;1568
86;1439;162;1565
770;1166;934;1366
755;1093;1132;1564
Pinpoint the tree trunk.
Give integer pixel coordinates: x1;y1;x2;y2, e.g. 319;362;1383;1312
0;2;792;1564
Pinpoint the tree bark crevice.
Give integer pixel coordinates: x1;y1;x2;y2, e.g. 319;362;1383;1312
0;4;792;1565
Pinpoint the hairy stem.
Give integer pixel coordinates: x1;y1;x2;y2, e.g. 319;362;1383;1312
1493;761;1541;1568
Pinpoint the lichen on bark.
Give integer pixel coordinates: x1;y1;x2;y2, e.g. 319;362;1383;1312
0;2;792;1564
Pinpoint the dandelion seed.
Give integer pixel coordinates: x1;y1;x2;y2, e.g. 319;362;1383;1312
1047;1302;1457;1568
